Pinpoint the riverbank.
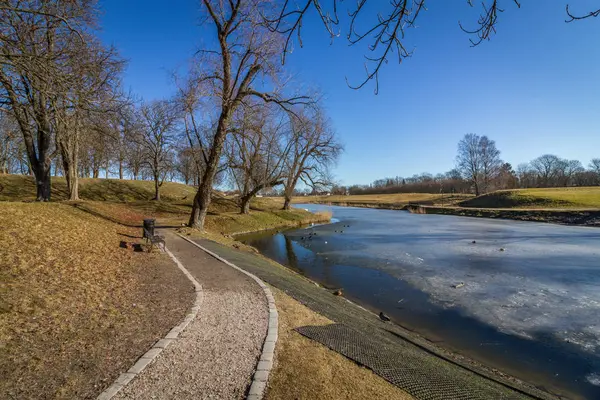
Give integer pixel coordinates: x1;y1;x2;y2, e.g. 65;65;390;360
292;187;600;227
186;232;555;400
293;199;600;227
294;192;469;209
407;204;600;227
178;224;417;399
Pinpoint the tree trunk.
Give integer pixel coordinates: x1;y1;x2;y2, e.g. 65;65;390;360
18;118;52;201
189;186;208;228
34;162;51;201
282;181;297;210
240;195;251;214
119;160;123;179
283;195;292;210
93;167;99;179
282;174;300;210
153;174;160;201
63;159;79;201
58;121;80;201
188;113;229;229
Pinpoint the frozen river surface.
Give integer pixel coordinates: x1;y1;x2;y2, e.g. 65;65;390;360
240;204;600;399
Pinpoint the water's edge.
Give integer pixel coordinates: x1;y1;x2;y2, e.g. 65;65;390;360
305;200;600;227
239;205;600;400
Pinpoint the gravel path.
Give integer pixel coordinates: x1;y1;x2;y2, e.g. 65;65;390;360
114;232;268;400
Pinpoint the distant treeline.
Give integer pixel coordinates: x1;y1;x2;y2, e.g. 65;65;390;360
332;135;600;196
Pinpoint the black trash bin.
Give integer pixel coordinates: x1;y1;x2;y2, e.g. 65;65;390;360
143;218;155;240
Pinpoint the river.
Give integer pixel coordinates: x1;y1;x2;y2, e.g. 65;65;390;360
238;204;600;399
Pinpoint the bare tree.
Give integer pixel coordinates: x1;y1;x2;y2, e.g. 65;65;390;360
590;159;600;184
54;38;123;200
0;113;21;174
266;1;598;93
281;105;342;210
456;133;481;195
530;154;564;187
456;133;502;196
105;104;138;181
478;135;503;192
562;159;585;187
175;145;197;186
184;0;309;230
0;1;99;200
227;104;289;214
121;110;146;180
138;100;178;201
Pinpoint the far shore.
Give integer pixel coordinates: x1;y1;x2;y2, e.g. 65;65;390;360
297;199;600;227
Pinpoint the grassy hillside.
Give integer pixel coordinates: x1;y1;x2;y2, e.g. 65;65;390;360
459;187;600;209
0;174;196;202
0;175;329;234
295;193;471;208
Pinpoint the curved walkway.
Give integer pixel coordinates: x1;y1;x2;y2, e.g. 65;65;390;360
113;232;268;400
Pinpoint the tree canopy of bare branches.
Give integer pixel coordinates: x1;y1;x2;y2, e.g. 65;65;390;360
265;1;598;93
184;0;311;229
281;105;342;209
456;133;503;196
138;100;178;201
0;0;123;200
226;103;289;213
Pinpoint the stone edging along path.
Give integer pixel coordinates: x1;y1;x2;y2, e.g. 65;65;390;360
97;247;204;400
97;234;278;400
176;233;279;400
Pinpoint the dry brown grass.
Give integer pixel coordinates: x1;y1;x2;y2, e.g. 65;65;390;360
76;197;330;236
0;202;194;399
460;187;600;209
266;288;413;400
0;174;197;202
293;192;471;207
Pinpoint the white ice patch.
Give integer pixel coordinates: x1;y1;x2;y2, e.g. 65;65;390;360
398;268;600;357
586;373;600;386
299;205;600;360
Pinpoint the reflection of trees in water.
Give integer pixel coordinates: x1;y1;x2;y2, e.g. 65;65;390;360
283;235;299;270
284;234;335;286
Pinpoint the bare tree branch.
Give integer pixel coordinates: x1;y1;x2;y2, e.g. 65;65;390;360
566;4;600;22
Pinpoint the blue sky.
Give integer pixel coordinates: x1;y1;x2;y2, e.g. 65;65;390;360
99;1;600;186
